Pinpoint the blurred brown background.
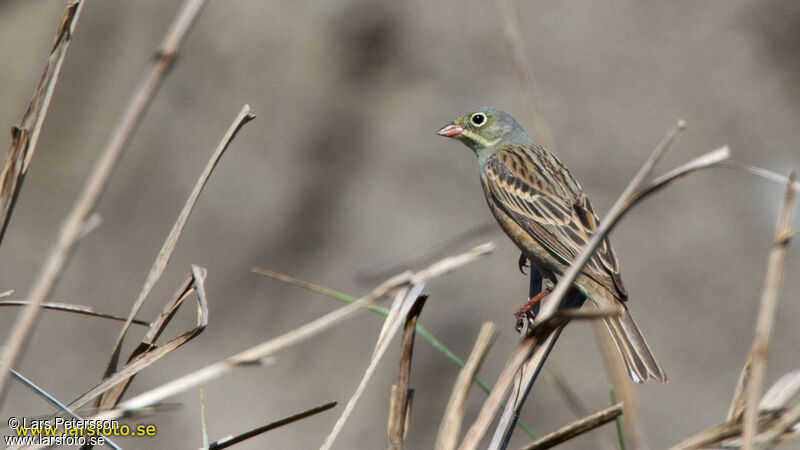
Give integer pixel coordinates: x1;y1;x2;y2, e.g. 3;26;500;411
1;1;799;448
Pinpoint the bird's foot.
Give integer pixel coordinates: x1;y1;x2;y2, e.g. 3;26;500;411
514;289;551;333
518;253;529;274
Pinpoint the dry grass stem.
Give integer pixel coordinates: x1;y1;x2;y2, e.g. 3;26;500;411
205;401;337;450
388;295;427;449
0;0;85;244
10;369;120;450
200;385;209;450
520;402;624;450
0;300;149;326
321;284;426;450
436;322;499;450
729;359;753;421
86;243;491;421
102;104;254;392
68;266;208;411
491;327;563;449
0;0;209;406
742;171;796;449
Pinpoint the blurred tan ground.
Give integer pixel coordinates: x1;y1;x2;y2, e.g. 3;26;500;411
0;1;798;448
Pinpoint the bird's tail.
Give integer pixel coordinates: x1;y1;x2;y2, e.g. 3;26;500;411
603;308;668;384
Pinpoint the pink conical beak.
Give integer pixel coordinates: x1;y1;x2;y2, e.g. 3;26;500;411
437;122;464;137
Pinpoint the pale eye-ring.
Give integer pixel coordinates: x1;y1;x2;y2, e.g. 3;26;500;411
470;112;487;127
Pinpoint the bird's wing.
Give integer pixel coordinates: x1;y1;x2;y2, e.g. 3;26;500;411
483;145;627;299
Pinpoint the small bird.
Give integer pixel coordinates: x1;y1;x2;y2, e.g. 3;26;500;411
438;107;667;383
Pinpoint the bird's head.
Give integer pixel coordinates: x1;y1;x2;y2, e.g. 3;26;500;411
437;107;531;156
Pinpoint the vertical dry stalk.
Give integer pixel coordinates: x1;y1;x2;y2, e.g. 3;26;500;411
436;322;499;450
490;325;564;448
388;295;427;449
458;335;540;450
0;0;209;406
741;171;796;449
593;320;645;449
495;0;556;151
0;0;85;244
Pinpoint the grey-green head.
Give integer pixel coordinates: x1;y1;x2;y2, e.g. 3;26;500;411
437;107;532;158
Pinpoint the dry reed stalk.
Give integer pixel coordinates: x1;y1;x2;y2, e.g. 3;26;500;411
0;0;85;244
388;296;427;449
741;171;795;449
0;0;209;406
100;104;254;406
459;335;539;450
84;243;493;422
520;402;624;450
204;401;337;450
436;322;499;450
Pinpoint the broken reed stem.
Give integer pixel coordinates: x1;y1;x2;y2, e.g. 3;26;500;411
0;0;209;407
521;402;624;450
102;104;254;394
741;171;796;449
436;322;499;450
321;285;427;450
0;0;85;244
388;296;427;449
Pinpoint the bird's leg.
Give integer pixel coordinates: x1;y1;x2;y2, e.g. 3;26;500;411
518;253;529;274
514;288;551;332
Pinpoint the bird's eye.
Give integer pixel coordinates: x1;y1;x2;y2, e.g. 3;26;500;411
470;113;487;127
